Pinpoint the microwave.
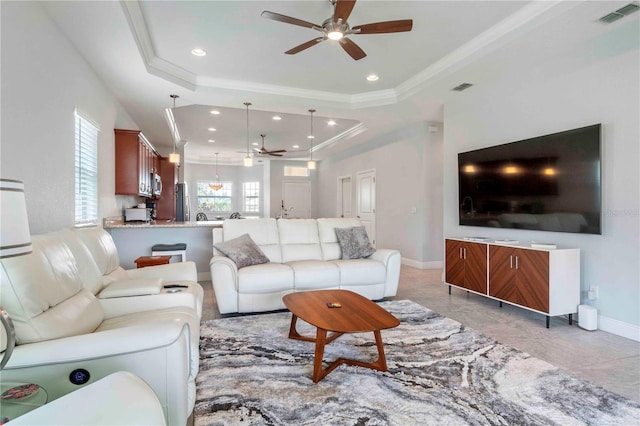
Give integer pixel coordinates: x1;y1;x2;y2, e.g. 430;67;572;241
125;208;151;222
151;173;162;197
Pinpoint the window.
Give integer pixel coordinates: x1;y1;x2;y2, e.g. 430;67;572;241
197;181;232;213
284;166;309;177
74;111;99;227
243;182;260;212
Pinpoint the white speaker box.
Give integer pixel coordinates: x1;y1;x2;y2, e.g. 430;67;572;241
578;304;598;331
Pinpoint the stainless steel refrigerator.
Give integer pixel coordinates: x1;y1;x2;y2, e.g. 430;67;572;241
176;182;190;222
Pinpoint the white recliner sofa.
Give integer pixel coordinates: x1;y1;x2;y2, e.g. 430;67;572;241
210;218;401;314
0;230;202;425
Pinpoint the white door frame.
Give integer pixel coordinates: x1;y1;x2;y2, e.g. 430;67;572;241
356;169;376;247
336;175;352;218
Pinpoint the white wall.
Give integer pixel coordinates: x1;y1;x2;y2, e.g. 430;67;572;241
317;121;444;265
1;1;139;234
443;40;639;334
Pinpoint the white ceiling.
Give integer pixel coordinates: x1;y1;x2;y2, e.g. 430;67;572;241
39;0;638;165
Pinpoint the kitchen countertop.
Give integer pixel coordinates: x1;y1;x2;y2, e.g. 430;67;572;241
104;219;224;229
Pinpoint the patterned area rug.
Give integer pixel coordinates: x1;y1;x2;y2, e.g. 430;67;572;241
195;300;640;425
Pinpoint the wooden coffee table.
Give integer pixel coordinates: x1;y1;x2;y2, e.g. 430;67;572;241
282;289;400;383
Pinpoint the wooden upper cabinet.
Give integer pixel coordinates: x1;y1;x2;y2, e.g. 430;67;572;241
115;129;159;197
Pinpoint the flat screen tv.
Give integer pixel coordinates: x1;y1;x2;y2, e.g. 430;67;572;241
458;124;601;234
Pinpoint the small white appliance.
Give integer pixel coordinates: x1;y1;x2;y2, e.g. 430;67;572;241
124;208;151;222
578;304;598;331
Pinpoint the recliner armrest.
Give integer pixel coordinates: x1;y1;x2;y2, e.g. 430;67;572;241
369;248;399;265
3;320;190;368
126;261;198;282
98;278;163;299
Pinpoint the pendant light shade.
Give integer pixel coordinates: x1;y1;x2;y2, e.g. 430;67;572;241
0;179;32;259
209;153;223;191
169;94;180;164
307;109;316;170
244;102;253;167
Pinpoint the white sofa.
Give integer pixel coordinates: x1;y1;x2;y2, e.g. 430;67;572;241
0;228;203;425
210;218;401;314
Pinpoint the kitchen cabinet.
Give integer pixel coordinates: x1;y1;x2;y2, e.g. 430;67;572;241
445;238;580;327
115;129;159;197
445;239;487;294
155;156;177;220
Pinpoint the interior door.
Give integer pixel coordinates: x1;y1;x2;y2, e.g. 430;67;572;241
356;169;376;247
337;175;352;218
282;181;311;218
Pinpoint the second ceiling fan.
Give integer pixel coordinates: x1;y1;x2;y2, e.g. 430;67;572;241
262;0;413;61
254;134;286;157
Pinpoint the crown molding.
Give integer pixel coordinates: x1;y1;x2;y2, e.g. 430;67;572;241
121;0;570;107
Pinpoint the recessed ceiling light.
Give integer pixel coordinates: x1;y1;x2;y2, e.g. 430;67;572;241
307;135;315;139
252;142;259;146
272;116;282;121
292;145;299;149
191;48;207;57
208;139;215;143
366;74;379;82
327;120;337;126
210;110;220;115
208;127;216;132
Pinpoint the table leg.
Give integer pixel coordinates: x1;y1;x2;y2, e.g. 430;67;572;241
313;328;328;383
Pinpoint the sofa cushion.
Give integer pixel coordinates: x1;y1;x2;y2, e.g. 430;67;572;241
214;234;270;269
335;226;375;259
333;259;386;286
317;218;363;260
223;218;282;263
286;260;340;290
74;228;120;276
278;219;322;262
238;263;294;294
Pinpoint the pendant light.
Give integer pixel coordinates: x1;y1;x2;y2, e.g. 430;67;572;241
209;153;223;191
307;109;316;170
243;102;253;167
169;94;180;164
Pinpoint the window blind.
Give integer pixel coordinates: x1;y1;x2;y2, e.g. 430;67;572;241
74;112;99;226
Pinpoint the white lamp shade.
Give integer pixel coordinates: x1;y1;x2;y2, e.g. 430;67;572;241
244;156;253;167
169;153;180;164
0;179;32;259
307;160;317;170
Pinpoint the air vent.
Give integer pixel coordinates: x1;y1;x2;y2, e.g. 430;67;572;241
598;2;639;24
452;83;473;92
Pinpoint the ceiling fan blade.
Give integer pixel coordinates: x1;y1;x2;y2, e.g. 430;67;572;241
265;149;287;154
261;11;319;29
334;0;356;22
352;19;413;34
285;38;324;55
340;38;366;61
268;153;284;157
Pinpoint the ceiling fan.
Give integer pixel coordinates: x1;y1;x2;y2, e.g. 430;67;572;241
254;134;287;157
261;0;413;61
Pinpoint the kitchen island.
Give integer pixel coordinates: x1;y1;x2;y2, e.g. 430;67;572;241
104;219;223;279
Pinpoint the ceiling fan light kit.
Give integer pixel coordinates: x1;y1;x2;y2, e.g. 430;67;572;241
262;0;413;61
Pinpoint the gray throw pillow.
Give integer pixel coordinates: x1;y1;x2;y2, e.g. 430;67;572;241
335;226;375;260
214;233;270;269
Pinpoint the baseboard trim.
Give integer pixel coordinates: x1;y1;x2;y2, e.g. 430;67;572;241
598;315;640;342
401;258;443;270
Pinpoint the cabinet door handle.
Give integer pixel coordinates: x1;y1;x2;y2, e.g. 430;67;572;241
459;247;463;259
515;255;519;270
463;248;467;259
510;255;513;269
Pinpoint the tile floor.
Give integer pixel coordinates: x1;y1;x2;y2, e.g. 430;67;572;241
199;266;640;403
